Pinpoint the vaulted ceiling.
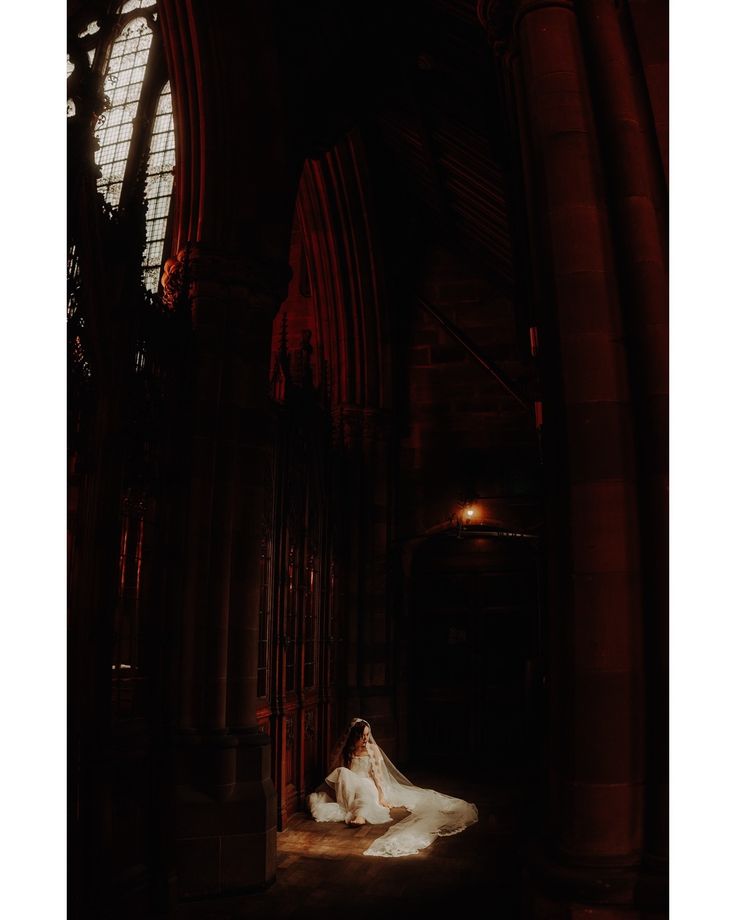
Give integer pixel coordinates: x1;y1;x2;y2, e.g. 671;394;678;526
369;0;514;282
68;0;515;283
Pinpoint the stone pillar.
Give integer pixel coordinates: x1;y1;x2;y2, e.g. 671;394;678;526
574;0;668;868
165;246;289;899
156;0;303;896
479;0;646;893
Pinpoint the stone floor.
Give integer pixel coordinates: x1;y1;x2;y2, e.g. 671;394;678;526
180;769;527;920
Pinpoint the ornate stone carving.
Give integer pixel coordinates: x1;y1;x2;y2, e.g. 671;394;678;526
161;249;190;310
162;243;293;318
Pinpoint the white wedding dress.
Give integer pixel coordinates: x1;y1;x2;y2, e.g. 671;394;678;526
308;719;478;857
326;755;392;825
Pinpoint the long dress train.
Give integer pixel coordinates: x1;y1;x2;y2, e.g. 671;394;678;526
308;722;478;858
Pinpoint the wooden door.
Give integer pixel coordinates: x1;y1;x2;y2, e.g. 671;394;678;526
256;392;341;827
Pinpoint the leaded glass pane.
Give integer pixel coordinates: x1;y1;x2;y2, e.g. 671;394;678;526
95;17;153;208
119;0;156;15
142;82;175;291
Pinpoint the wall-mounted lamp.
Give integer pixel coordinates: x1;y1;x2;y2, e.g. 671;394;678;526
440;497;538;541
455;501;485;534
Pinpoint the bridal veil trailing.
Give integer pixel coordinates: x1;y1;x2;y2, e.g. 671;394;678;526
308;717;478;857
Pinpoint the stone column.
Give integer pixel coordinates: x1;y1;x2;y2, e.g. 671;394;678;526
479;0;646;887
574;0;668;868
156;0;303;896
164;245;289;899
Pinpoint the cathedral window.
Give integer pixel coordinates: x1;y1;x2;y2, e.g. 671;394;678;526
142;82;175;291
119;0;156;12
69;1;176;293
95;16;154;209
67;1;177;690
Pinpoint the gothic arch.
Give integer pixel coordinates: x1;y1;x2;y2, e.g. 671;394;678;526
260;135;395;826
157;0;301;269
297;136;390;412
151;0;397;893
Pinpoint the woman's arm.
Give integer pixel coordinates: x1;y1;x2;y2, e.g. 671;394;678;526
374;778;389;808
369;759;390;808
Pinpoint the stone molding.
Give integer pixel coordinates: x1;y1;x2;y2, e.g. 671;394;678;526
162;244;292;316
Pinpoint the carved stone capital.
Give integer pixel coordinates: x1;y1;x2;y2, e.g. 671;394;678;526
161;251;189;310
161;243;292;319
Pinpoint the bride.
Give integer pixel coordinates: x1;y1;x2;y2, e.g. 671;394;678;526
307;718;478;857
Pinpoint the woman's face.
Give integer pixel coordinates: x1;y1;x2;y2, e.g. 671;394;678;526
358;726;369;749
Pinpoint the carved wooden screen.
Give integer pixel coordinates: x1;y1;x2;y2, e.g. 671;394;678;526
256;385;341;828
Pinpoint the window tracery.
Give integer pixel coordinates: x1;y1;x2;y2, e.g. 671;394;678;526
119;0;156;13
143;82;175;291
67;0;178;703
68;0;175;292
78;21;100;39
95;16;153;208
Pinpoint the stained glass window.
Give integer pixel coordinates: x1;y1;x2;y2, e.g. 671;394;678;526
69;0;176;702
94;17;153;208
76;2;176;290
143;82;175;291
119;0;156;12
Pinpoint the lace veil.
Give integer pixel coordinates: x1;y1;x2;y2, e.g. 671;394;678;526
311;717;478;858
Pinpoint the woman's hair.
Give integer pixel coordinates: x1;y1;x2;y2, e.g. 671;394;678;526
342;719;370;766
